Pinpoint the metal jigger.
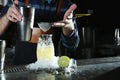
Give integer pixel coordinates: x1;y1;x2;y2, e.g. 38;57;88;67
0;40;6;73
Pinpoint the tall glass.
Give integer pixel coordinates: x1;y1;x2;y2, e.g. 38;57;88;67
36;34;55;60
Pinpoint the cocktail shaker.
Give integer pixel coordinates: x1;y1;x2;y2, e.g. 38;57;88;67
17;6;35;41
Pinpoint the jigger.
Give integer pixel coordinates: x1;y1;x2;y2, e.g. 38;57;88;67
17;6;35;41
0;40;6;72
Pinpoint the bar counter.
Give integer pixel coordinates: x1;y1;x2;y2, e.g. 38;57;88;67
1;56;120;80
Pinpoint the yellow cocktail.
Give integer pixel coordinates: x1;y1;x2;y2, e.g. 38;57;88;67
37;46;55;60
36;34;55;60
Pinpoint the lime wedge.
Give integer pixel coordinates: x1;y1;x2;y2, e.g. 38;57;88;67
58;56;70;68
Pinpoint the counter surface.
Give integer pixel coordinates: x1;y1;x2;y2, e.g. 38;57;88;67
1;56;120;80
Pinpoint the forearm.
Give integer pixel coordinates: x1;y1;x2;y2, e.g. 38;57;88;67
61;28;80;51
0;14;10;35
61;17;80;50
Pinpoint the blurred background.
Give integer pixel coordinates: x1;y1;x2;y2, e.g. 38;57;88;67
71;0;120;59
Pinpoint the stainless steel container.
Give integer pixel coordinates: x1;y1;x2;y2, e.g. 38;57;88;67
17;6;35;41
0;40;6;72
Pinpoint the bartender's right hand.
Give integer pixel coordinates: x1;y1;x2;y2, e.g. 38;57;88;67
6;0;22;22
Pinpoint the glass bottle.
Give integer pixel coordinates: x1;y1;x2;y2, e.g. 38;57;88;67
36;34;55;60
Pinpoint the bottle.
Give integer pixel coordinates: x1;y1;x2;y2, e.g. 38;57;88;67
36;34;55;60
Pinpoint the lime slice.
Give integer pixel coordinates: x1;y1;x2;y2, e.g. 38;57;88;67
58;56;70;68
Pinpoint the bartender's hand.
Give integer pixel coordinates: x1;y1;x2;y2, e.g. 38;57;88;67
6;0;22;22
52;4;77;36
0;0;22;34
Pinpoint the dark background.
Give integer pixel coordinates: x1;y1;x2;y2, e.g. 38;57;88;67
73;0;120;27
71;0;120;59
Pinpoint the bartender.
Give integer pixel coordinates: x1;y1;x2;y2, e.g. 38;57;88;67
0;0;80;65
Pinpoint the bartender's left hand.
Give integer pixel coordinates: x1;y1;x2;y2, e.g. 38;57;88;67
52;4;77;36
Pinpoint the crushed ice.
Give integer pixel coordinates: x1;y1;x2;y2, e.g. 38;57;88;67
25;56;77;74
26;56;59;70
